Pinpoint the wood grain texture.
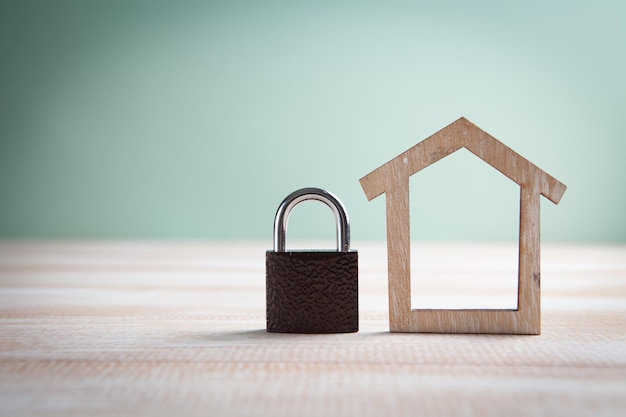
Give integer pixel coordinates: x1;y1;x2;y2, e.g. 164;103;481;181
360;117;567;334
1;241;625;417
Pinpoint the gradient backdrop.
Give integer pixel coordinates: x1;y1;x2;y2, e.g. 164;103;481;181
1;1;624;243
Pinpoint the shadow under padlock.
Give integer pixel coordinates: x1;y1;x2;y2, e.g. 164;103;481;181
266;188;359;334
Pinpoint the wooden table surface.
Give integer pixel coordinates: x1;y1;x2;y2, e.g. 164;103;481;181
0;241;625;417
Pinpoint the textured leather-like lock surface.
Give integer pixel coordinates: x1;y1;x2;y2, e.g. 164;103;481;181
266;250;358;334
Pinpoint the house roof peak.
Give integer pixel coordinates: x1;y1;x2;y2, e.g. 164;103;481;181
360;117;566;204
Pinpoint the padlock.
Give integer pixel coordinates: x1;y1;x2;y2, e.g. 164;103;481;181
266;187;359;334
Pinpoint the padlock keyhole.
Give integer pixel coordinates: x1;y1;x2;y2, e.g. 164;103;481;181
282;200;338;251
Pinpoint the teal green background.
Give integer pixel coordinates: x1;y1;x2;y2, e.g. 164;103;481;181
1;1;624;242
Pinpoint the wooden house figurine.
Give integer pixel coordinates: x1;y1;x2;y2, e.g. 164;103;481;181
359;117;566;334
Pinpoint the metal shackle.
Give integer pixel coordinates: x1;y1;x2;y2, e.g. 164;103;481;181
273;188;351;253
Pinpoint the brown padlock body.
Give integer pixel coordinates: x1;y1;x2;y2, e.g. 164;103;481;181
266;250;358;334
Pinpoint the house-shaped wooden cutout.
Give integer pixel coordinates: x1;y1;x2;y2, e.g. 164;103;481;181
360;117;566;334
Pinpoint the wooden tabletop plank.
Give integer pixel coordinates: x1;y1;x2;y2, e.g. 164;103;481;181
0;241;625;417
